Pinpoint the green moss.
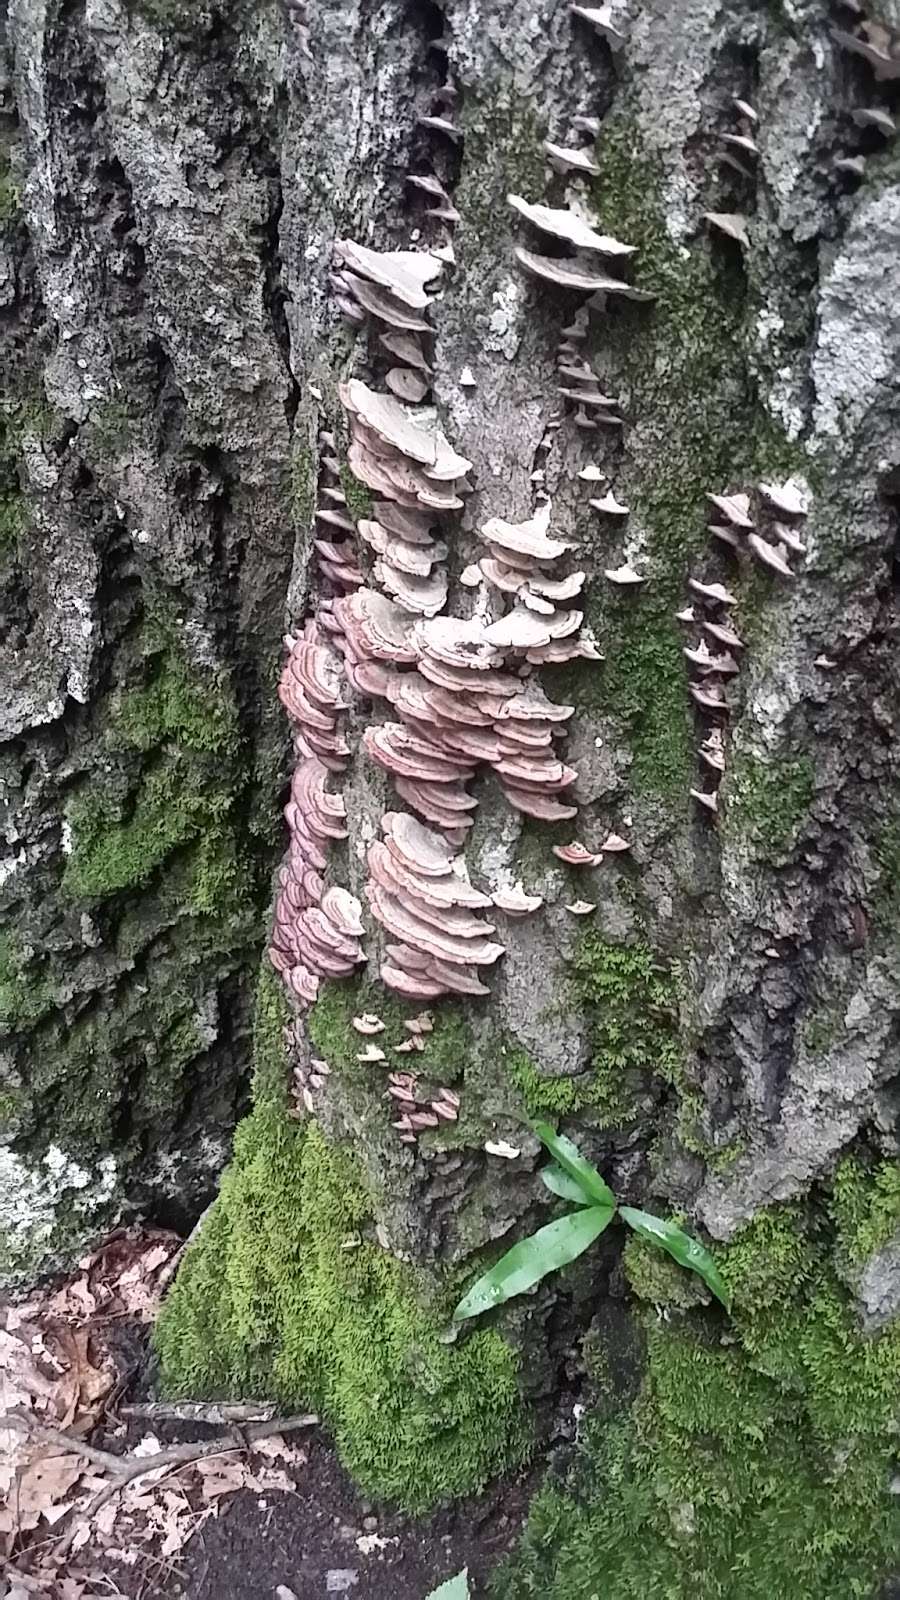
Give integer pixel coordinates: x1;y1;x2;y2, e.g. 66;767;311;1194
157;970;529;1510
338;461;374;525
497;1202;900;1599
290;447;317;531
456;91;548;265
622;1233;709;1311
831;1158;900;1268
0;936;54;1033
802;999;846;1057
578;934;681;1123
62;751;233;901
63;619;244;908
725;752;815;858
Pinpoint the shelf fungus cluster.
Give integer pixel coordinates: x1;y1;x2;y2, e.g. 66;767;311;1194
680;478;810;816
832;8;899;176
510;191;649;309
832;11;900;82
386;1074;460;1144
271;622;366;1004
718;96;759;183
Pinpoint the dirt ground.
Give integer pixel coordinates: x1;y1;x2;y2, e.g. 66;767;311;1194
113;1428;536;1600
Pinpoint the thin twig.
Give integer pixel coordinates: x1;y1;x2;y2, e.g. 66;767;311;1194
7;1407;318;1559
7;1412;125;1473
7;1409;318;1484
118;1400;277;1426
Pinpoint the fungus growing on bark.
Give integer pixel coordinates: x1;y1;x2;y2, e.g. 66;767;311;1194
721;132;759;159
604;562;647;586
704;211;750;248
357;1042;387;1063
835;155;867;177
335;240;443;308
707;491;754;529
569;3;628;45
699;729;726;773
386;368;430;403
591;490;629;516
543;140;601;176
688;578;737;606
852;105;896;134
480;499;579;564
689;681;728;712
832;24;900;79
379;330;433;373
691;787;719;814
553;842;603;866
600;832;630;853
733;97;758;123
747;532;795;578
515;246;652;299
578;463;606;482
565;900;597;915
485;1139;521;1159
491;885;544;915
353;1014;385;1035
758;477;810;517
702;618;744;650
417;113;462;141
507;194;635;255
771;521;807;556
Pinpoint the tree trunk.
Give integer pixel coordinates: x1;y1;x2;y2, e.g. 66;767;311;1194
4;0;900;1589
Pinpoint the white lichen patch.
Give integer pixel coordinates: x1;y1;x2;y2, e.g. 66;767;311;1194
0;1144;119;1283
485;277;523;359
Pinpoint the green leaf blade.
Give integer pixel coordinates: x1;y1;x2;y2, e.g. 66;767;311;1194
619;1205;732;1310
452;1205;615;1322
425;1570;469;1600
540;1163;592;1205
532;1121;617;1209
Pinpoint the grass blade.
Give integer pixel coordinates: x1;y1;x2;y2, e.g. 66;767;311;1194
619;1206;731;1310
532;1121;617;1209
453;1205;615;1322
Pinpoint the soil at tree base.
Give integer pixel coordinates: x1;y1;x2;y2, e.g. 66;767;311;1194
116;1430;537;1599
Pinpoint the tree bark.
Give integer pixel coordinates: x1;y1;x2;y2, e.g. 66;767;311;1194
4;0;900;1589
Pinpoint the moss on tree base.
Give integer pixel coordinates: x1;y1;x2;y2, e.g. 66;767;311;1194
155;970;530;1512
494;1203;900;1599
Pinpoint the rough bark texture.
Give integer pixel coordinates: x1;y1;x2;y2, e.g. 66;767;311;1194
4;0;900;1590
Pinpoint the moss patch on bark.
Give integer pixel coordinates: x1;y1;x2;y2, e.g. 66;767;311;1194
156;969;530;1511
495;1202;900;1598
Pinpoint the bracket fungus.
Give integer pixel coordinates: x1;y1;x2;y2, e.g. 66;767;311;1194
553;842;603;866
591;490;629;516
543;140;601;176
508;194;635;256
691;787;719;815
707;490;754;529
704;211;750;249
832;24;900;80
516;246;652;300
569;3;628;45
747;532;796;579
604;562;647;586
